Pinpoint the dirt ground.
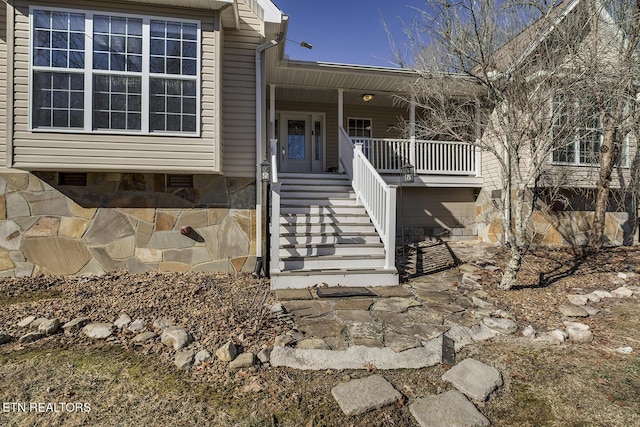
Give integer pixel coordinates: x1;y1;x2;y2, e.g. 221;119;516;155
0;246;639;426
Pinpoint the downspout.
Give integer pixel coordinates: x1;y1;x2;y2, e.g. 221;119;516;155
255;32;284;275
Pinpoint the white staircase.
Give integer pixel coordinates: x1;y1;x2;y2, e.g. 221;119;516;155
269;173;399;289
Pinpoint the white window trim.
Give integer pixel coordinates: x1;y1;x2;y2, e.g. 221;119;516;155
28;5;201;137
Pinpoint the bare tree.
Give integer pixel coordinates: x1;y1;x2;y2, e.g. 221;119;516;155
579;0;640;249
397;0;598;289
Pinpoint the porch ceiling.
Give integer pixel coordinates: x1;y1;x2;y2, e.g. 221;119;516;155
270;86;407;108
266;59;478;107
121;0;233;9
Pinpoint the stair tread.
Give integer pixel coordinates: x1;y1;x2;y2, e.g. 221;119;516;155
271;267;397;275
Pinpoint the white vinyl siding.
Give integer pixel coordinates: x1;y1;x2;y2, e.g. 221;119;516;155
12;0;219;173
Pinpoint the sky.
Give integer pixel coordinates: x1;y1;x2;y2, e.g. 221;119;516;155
273;0;427;67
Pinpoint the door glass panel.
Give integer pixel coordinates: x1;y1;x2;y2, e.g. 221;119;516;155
288;120;305;160
314;121;321;161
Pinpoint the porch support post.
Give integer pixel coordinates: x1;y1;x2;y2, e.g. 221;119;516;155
338;88;344;173
409;96;416;169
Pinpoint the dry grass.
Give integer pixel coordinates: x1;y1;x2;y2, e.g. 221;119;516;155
1;247;639;426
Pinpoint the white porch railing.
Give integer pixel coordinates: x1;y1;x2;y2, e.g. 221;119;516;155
352;137;481;176
341;128;397;270
269;138;281;274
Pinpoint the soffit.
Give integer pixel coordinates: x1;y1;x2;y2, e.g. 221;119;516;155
121;0;234;10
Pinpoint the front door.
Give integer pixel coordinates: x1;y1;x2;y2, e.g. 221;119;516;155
279;113;324;173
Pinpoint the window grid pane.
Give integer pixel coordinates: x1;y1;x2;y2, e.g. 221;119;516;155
149;78;197;133
93;15;143;72
150;20;198;76
32;71;84;129
93;75;142;130
32;10;85;69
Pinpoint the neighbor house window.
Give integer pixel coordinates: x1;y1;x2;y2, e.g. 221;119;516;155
30;7;200;135
551;94;627;166
348;118;372;138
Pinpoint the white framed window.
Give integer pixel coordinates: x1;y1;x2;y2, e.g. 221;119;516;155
551;94;627;167
347;118;372;138
29;7;200;136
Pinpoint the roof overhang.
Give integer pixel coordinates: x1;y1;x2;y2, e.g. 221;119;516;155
121;0;234;9
266;59;479;107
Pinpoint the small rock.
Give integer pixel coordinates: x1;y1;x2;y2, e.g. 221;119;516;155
228;352;255;370
566;294;589;305
617;272;636;280
559;305;589;317
153;318;174;330
522;325;536;338
257;347;272;364
0;332;13;345
174;349;195;370
548;329;567;342
612;287;633;298
194;349;212;365
132;331;157;343
617;346;633;354
17;315;36;328
492;309;515;320
564;321;593;343
114;314;132;329
82;322;114;339
482;317;517;334
161;327;193;351
591;290;613;299
471;296;494;310
38;318;60;335
18;332;44;344
469;323;499;341
582;306;600;316
127;319;145;333
215;340;238;362
274;330;304;347
62;317;90;334
29;318;48;330
269;302;284;314
459;263;480;274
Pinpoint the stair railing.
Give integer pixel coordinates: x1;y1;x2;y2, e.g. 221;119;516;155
269;138;281;274
340;127;397;270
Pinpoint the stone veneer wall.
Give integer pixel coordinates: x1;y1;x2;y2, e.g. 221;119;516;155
0;172;257;277
475;189;637;246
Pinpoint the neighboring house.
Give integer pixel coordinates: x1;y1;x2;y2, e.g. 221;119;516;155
0;0;634;286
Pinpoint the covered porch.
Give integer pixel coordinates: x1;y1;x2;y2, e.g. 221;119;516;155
264;60;482;187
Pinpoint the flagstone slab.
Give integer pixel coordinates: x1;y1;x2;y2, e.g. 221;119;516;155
369;286;414;298
334;310;372;324
282;300;332;318
22;237;91;275
316;287;376;298
332;298;374;310
84;209;134;245
274;289;313;300
370;297;421;313
271;341;442;370
409;391;490;427
384;331;422;352
297;318;345;338
331;375;402;416
442;358;503;401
